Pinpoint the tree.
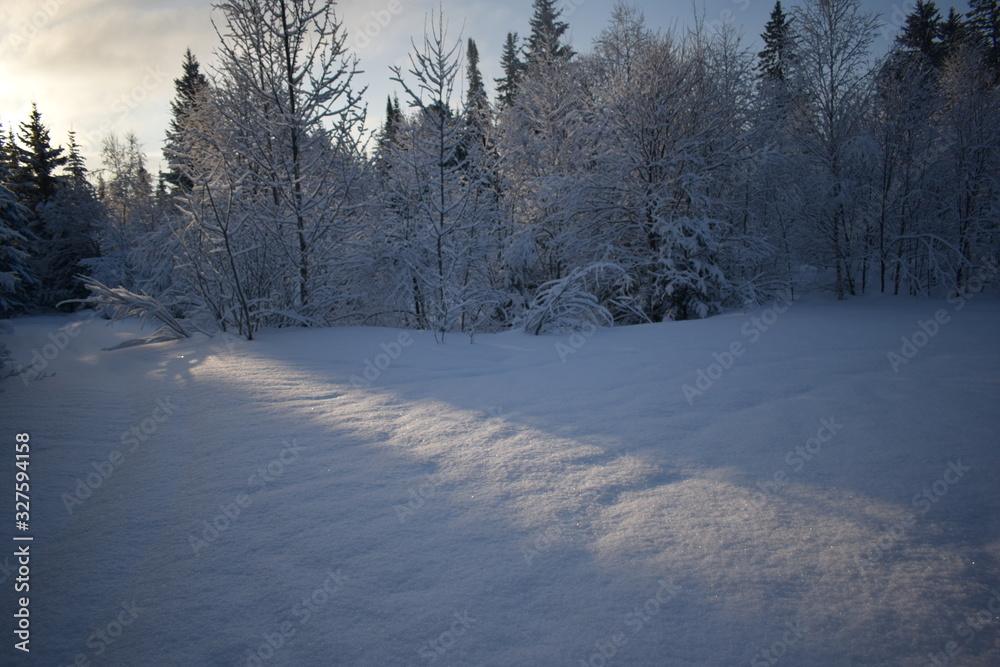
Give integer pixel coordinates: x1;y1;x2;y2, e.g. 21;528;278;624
377;95;404;156
967;0;1000;77
896;0;943;66
939;7;969;57
758;1;795;82
465;38;490;133
387;12;492;338
935;47;1000;291
89;133;157;292
12;103;66;218
171;0;367;338
0;127;32;315
33;132;102;307
164;49;210;195
526;0;574;67
496;32;524;107
789;0;880;299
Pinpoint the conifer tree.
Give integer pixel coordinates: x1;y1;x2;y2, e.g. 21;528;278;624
0;124;32;314
897;0;943;66
13;103;67;217
464;38;491;151
758;1;795;82
966;0;1000;76
164;49;209;195
940;7;970;56
526;0;574;67
33;131;102;307
496;32;524;107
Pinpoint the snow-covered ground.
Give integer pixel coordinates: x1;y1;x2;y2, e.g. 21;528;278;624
2;293;999;666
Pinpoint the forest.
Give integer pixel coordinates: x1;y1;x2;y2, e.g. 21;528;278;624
1;0;997;341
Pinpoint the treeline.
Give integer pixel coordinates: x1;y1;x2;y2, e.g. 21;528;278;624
1;0;998;340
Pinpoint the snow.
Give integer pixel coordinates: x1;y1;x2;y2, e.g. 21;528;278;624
2;294;999;666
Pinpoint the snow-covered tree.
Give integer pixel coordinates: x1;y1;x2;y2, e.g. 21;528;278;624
169;0;367;338
164;49;210;196
384;12;501;339
0;134;32;315
34;132;102;308
788;0;880;299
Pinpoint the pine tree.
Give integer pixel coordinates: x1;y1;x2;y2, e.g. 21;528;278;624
496;32;524;107
897;0;943;66
164;49;209;195
758;1;795;82
526;0;574;67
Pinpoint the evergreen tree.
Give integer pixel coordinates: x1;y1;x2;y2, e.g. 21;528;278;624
33;132;102;307
897;0;943;66
526;0;574;67
967;0;1000;76
758;0;795;81
464;37;491;152
940;7;970;56
164;49;209;195
496;32;524;107
12;103;67;217
0;124;32;314
376;94;404;171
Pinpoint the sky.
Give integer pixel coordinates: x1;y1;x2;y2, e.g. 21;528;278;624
0;0;964;174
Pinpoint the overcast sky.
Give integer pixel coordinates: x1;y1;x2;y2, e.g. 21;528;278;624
0;0;963;174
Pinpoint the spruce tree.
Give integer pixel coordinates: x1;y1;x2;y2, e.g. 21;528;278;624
758;1;795;82
465;38;490;141
164;49;209;195
526;0;574;67
496;32;524;107
897;0;943;66
34;132;102;307
967;0;1000;76
0;124;32;315
377;94;404;169
13;103;67;217
939;7;970;58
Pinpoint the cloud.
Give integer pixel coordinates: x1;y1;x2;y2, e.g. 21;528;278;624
1;0;216;168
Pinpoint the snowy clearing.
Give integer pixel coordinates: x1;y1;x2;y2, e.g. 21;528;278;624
2;295;999;666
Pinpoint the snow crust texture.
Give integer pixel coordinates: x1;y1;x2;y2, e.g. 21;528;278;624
1;297;999;665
